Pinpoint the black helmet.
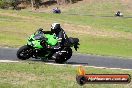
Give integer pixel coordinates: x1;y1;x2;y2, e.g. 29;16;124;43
51;23;61;33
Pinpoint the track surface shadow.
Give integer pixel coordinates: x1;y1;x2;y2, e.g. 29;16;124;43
31;59;88;65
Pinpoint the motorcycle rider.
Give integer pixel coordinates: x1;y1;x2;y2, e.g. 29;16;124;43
43;23;68;49
115;11;123;17
43;23;68;59
53;7;61;14
116;11;120;16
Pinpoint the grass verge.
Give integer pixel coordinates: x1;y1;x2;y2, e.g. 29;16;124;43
0;62;131;88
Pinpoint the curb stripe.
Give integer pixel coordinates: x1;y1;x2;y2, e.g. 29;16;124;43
0;60;19;62
0;60;131;71
45;63;132;71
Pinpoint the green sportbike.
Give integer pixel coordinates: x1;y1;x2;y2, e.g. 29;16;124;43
17;29;79;63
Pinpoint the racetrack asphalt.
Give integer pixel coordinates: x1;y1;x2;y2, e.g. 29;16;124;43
0;47;132;69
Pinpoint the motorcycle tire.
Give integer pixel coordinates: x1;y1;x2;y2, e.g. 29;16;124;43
55;55;64;64
17;45;32;60
65;48;72;60
55;48;72;64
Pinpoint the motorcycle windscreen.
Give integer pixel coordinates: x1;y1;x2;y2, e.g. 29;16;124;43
34;33;44;40
45;34;58;46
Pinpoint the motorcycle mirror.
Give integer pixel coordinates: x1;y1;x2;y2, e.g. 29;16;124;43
34;28;43;35
38;28;43;31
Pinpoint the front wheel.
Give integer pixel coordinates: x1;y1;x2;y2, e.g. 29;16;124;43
17;45;32;60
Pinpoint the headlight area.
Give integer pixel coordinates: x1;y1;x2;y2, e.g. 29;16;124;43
32;40;43;48
27;41;34;46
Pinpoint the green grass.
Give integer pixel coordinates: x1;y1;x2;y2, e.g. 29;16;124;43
77;35;132;58
7;10;132;33
63;0;132;16
65;0;122;15
0;62;131;88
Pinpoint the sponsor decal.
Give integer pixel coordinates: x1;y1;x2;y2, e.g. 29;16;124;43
76;66;131;85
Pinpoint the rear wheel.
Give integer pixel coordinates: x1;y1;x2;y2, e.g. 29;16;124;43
55;48;72;64
65;48;72;60
55;55;66;64
17;45;32;60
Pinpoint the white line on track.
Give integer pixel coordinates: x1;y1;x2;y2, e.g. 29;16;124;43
0;60;19;63
45;62;132;71
0;60;131;71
